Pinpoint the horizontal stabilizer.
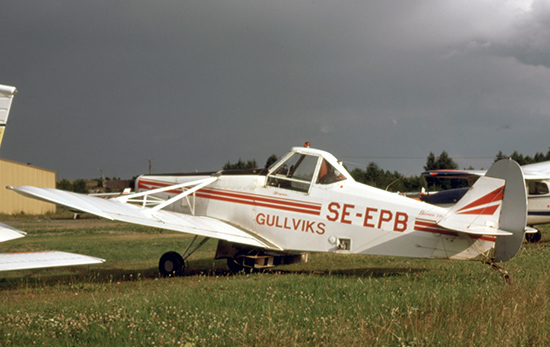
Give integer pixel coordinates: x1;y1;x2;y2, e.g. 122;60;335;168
436;221;512;236
9;185;280;250
0;251;105;271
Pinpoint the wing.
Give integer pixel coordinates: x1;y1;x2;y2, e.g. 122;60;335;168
0;222;105;271
0;84;17;148
521;161;550;180
424;162;550;181
0;251;104;271
0;221;26;242
421;169;486;178
9;182;281;250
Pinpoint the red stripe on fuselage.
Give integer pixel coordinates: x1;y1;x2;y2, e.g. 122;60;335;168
196;188;321;215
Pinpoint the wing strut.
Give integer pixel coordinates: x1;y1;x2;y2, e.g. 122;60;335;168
116;176;219;214
151;177;218;214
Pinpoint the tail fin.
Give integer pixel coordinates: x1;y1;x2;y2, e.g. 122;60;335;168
488;159;527;261
0;84;17;150
438;159;527;261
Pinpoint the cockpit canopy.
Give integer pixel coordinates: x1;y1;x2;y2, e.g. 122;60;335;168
266;147;351;193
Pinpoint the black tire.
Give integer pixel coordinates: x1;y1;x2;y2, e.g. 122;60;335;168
159;251;185;277
525;230;542;243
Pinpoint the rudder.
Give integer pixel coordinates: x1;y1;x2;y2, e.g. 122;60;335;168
487;159;527;262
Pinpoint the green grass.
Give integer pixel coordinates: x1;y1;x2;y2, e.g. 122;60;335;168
0;216;549;346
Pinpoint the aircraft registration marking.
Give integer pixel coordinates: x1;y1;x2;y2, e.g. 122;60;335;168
325;202;409;232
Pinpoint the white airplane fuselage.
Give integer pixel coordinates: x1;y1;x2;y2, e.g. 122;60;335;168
137;170;495;261
525;181;550;225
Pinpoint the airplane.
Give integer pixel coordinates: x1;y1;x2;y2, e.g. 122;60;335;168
420;161;550;243
9;143;530;281
0;83;104;271
0;84;17;146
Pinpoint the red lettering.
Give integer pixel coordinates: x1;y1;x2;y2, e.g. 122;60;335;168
377;210;393;229
283;217;291;230
341;204;354;224
363;207;378;227
266;214;276;227
275;216;284;228
394;212;408;232
317;223;326;235
257;213;326;236
326;202;340;222
305;221;315;233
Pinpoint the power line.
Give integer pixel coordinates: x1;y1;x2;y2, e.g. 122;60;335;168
340;156;495;160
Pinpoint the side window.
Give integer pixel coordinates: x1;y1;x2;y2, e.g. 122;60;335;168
528;181;549;195
316;159;347;185
267;154;319;193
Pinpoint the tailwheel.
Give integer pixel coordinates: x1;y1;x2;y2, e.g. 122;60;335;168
485;260;513;285
159;251;185;277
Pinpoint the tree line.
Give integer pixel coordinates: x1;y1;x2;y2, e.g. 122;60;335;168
58;148;550;193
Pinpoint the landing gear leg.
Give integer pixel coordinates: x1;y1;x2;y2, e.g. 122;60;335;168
158;236;211;277
485;260;512;285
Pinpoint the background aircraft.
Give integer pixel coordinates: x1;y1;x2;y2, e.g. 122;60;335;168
0;84;17;147
10;144;528;280
421;161;550;243
0;84;104;271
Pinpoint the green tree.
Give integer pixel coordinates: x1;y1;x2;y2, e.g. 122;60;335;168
423;151;458;171
56;178;89;193
423;151;463;190
223;158;258;170
495;148;550;165
57;179;72;191
72;179;88;193
424;152;437;171
264;154;278;168
350;162;423;192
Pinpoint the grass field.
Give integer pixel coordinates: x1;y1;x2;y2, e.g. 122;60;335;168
0;213;549;346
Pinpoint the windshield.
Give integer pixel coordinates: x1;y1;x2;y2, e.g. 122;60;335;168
267;153;320;193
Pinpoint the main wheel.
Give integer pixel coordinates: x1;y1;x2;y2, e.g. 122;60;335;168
525;230;542;243
159;251;185;277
